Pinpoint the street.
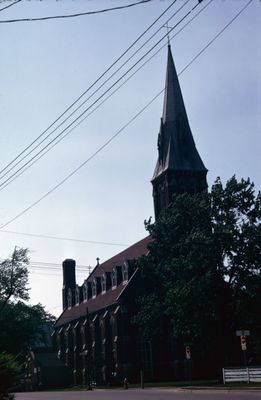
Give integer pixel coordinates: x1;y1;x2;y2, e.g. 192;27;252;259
15;388;261;400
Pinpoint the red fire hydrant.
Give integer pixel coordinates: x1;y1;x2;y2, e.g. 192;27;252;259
123;377;129;389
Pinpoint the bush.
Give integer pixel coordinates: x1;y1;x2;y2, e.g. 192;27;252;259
0;353;21;398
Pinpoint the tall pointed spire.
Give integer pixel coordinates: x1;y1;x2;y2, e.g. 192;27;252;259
152;45;207;219
162;45;189;125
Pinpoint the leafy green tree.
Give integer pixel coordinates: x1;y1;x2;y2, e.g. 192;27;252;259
0;247;55;355
0;352;21;398
0;301;55;355
134;176;261;363
211;176;261;357
0;247;55;395
135;192;222;344
0;247;29;312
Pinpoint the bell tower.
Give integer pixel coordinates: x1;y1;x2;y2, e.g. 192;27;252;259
152;45;207;219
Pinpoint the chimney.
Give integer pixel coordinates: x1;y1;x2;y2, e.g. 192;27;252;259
62;259;76;309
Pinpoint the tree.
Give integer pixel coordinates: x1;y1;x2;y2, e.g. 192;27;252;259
134;176;261;366
0;352;21;398
0;247;29;312
0;301;55;355
134;192;221;343
0;247;55;395
0;247;55;354
211;176;261;359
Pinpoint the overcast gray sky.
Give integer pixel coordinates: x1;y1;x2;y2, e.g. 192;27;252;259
0;0;260;316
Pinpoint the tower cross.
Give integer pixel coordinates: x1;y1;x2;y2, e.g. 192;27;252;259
163;22;171;46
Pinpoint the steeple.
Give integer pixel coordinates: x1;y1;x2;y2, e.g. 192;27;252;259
152;45;207;219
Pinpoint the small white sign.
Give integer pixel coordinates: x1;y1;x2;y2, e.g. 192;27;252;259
241;343;247;351
241;336;247;351
186;345;191;360
236;330;250;336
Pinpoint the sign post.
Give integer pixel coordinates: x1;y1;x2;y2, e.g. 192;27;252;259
185;345;192;381
235;330;250;368
186;346;191;360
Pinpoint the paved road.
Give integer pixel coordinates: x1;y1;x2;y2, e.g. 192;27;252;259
15;388;261;400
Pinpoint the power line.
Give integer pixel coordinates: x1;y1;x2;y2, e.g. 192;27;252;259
0;0;151;23
0;0;198;192
0;0;212;193
0;90;163;229
19;265;89;272
0;0;182;188
178;0;254;76
0;228;129;246
29;265;93;277
0;258;90;269
0;258;94;273
30;263;89;270
0;0;21;12
0;0;178;184
2;0;249;230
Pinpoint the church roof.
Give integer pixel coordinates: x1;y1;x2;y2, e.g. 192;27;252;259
89;235;150;278
55;236;150;327
152;45;207;181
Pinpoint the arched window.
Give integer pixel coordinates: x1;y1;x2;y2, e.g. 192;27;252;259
81;319;87;350
122;262;128;283
81;325;85;348
111;268;117;288
110;315;117;339
92;280;97;298
83;282;88;302
75;286;80;305
101;273;106;293
67;288;72;308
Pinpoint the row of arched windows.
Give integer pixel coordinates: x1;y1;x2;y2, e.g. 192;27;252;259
67;263;130;308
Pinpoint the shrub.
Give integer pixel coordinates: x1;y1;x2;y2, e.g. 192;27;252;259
0;353;21;398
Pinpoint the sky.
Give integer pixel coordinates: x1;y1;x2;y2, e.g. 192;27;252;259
0;0;260;317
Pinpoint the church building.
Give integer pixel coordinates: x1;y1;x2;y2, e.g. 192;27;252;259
54;44;207;385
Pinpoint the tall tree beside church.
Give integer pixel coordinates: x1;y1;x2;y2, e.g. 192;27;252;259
134;177;261;361
0;247;55;354
0;247;29;312
211;176;261;357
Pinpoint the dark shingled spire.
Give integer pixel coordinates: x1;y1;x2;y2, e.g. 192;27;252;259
152;45;207;219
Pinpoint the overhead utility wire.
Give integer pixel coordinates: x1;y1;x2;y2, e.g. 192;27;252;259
0;0;179;185
178;0;254;76
0;90;163;229
0;1;193;191
0;1;183;187
2;0;250;231
29;266;90;273
0;0;185;186
0;1;229;230
0;229;129;246
29;271;86;277
0;259;91;270
1;0;252;230
5;1;250;233
0;3;176;181
0;0;212;194
29;262;90;269
0;0;151;23
0;0;177;182
0;2;198;197
0;0;21;12
29;266;94;277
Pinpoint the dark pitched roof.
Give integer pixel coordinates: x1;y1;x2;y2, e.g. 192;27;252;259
152;45;207;181
55;236;150;328
55;283;124;327
89;235;150;278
